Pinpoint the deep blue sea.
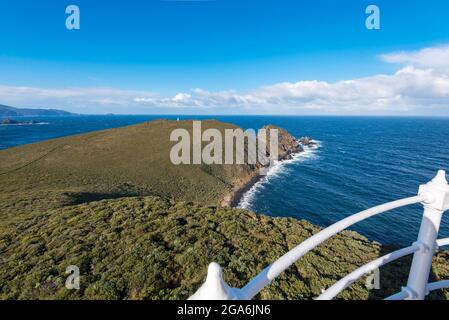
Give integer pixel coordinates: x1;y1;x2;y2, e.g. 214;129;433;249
1;115;449;246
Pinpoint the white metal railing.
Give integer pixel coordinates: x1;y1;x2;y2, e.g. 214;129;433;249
189;170;449;300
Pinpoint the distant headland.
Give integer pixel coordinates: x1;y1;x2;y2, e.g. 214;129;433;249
0;104;75;117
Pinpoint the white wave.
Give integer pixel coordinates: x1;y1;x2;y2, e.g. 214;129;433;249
0;122;49;126
237;140;321;210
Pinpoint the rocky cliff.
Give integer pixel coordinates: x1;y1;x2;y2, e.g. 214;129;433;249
223;125;316;207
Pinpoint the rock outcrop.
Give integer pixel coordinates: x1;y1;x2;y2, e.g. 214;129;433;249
1;118;19;125
262;125;304;161
1;118;39;125
299;136;317;147
224;125;310;207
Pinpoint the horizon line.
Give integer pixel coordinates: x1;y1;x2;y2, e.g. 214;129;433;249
3;113;449;119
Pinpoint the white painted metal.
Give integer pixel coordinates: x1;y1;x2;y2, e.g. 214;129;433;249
317;244;420;300
427;280;449;293
239;195;426;300
384;288;414;300
188;263;244;300
436;238;449;248
388;278;449;300
405;170;449;300
189;171;449;301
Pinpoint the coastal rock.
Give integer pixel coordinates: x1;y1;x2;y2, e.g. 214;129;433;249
224;125;309;207
299;136;316;147
1;118;40;125
262;125;304;161
1;118;19;125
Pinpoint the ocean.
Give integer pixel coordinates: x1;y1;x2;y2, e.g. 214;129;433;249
1;115;448;246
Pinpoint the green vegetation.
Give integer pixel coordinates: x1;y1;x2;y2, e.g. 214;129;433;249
0;120;447;300
1;196;446;300
0;120;255;211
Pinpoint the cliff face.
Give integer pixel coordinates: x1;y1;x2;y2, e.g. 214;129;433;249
222;125;314;207
262;125;304;160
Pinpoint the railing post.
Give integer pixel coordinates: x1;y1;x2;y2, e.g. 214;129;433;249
189;263;243;300
405;170;449;300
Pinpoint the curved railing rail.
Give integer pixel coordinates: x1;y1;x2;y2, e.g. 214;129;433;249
190;170;449;300
437;238;449;248
317;244;420;300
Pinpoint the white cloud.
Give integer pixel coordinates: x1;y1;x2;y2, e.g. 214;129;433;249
173;93;191;102
133;65;449;114
0;86;157;113
2;44;449;115
380;44;449;69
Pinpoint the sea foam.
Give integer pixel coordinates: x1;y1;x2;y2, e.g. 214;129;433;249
237;140;321;210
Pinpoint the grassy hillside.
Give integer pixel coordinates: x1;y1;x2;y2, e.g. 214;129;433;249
0;119;447;300
0;120;255;215
1;196;447;300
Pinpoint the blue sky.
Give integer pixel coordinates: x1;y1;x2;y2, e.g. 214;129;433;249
1;0;449;115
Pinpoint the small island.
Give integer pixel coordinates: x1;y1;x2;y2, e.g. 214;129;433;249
1;118;41;125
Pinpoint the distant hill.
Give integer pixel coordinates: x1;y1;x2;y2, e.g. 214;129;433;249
0;120;259;208
0;119;303;207
0;104;75;117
